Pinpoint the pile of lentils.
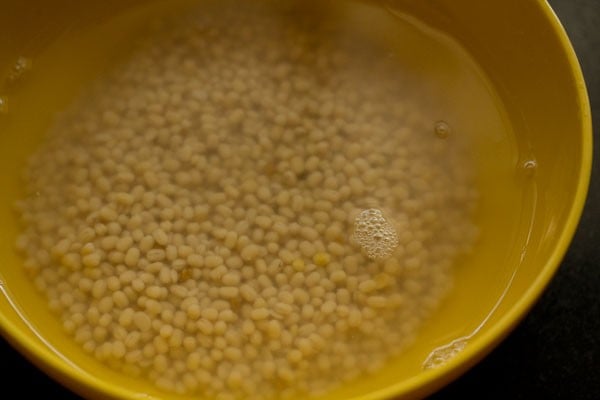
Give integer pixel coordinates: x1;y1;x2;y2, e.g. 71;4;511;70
15;2;478;399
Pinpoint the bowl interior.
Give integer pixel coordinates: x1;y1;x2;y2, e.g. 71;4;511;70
0;0;590;399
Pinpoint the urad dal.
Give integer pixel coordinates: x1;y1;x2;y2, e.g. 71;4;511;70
15;2;478;399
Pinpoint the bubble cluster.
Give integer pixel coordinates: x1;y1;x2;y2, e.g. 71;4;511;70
353;209;399;260
434;121;451;139
14;1;479;399
422;337;468;370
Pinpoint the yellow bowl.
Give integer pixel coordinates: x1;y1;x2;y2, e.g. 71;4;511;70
0;0;591;399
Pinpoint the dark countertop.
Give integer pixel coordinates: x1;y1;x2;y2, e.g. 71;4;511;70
1;0;598;399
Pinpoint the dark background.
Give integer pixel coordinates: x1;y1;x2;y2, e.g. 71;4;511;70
1;0;598;399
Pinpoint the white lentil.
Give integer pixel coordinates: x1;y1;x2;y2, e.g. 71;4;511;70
186;254;203;268
124;248;140;268
250;308;270;321
240;284;258;302
133;312;152;332
218;286;239;299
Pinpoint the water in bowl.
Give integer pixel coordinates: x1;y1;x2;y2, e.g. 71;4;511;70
0;0;536;399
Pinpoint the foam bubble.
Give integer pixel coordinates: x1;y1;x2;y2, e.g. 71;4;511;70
434;120;451;139
522;159;537;176
353;208;399;260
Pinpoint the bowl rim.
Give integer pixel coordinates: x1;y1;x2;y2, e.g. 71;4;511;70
0;0;593;399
